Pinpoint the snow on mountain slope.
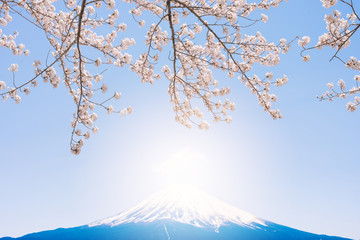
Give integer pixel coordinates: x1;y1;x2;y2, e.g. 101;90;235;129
89;184;266;231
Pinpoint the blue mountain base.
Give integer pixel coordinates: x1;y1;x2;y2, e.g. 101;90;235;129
1;220;352;240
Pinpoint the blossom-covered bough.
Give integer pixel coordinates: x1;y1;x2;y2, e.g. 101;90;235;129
301;0;360;112
0;0;292;154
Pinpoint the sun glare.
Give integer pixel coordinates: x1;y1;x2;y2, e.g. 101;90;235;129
152;148;209;188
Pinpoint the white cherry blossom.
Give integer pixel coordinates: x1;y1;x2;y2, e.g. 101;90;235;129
303;0;360;112
0;0;294;154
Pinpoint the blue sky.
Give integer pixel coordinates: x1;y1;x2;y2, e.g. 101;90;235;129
0;0;360;239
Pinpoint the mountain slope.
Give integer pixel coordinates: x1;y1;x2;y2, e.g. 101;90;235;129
1;221;351;240
1;185;353;240
90;184;265;231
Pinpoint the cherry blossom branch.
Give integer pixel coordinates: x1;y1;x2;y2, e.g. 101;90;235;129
301;0;360;112
1;0;291;154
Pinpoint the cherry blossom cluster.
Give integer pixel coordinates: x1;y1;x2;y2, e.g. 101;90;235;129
1;0;294;154
319;57;360;112
302;0;360;112
128;0;291;130
0;3;29;56
0;0;133;154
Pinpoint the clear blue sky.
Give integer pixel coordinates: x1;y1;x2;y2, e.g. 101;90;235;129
0;1;359;239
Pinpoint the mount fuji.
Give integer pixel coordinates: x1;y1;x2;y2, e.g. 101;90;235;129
1;185;352;240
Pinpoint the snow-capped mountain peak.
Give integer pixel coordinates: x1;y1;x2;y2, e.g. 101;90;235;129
89;184;266;230
3;184;351;240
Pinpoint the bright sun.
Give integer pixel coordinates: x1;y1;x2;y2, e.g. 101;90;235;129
152;148;209;187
